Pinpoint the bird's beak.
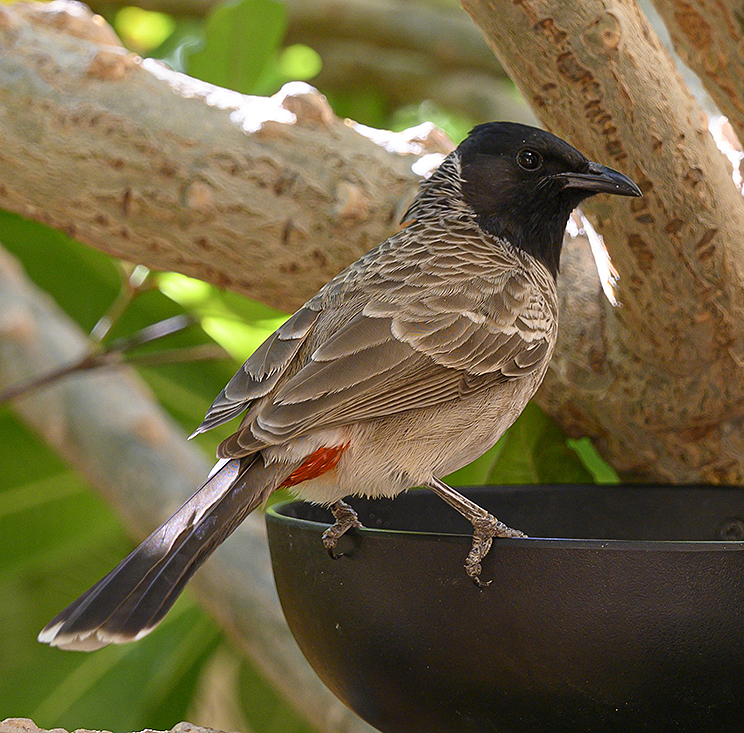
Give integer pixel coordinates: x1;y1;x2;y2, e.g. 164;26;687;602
556;162;642;197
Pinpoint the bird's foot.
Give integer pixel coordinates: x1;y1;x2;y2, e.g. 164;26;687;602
424;476;527;587
322;499;363;559
465;513;528;587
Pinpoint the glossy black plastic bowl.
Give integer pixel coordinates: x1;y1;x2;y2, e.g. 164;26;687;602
265;485;744;733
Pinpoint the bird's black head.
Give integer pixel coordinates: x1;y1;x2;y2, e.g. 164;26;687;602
457;122;641;277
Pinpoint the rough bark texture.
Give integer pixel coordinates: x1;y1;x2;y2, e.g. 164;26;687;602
0;244;376;733
461;0;744;482
651;0;744;144
0;0;452;313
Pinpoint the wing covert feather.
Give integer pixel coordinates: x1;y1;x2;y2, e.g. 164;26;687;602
212;223;557;454
245;269;555;443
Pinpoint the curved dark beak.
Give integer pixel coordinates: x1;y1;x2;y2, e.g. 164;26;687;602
556;162;642;197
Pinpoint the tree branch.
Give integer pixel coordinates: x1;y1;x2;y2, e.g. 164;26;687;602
461;0;744;482
0;0;452;313
0;242;376;733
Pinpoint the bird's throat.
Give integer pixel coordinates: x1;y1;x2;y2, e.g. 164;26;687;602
478;208;568;279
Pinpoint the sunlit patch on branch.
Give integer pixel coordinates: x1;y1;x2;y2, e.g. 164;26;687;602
141;58;297;132
412;153;447;178
709;115;744;191
567;211;620;307
350;121;454;158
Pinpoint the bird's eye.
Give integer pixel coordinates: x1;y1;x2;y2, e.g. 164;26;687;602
516;148;543;171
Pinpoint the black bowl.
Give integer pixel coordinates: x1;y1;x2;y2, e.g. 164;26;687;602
265;485;744;733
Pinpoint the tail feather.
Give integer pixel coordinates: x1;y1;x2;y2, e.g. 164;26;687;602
39;454;284;651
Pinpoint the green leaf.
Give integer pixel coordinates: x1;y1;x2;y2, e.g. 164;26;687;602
277;45;322;82
325;87;391;129
390;100;474;146
159;272;288;363
186;0;287;95
30;605;221;733
567;437;620;484
445;443;504;487
0;210;120;333
239;657;319;733
114;6;176;55
149;17;205;73
485;402;595;485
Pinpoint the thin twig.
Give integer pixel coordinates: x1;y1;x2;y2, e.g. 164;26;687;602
123;343;228;367
0;315;205;403
90;263;153;342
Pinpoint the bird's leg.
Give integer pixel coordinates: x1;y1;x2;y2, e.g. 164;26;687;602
425;476;527;586
322;499;363;559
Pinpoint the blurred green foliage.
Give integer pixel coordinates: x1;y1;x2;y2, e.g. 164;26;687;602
114;6;175;53
187;0;287;95
0;0;616;730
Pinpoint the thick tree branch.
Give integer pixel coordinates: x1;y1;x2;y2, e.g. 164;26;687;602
0;242;376;733
461;0;744;481
0;0;452;313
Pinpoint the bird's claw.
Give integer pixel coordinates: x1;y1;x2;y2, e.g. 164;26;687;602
322;533;343;560
465;513;527;586
322;500;363;560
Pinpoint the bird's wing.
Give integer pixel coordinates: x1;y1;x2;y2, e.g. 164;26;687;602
220;259;556;454
191;304;321;436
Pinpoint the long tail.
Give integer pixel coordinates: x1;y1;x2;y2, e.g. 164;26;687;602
38;454;284;651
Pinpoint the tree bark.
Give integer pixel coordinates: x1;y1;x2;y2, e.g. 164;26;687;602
461;0;744;483
0;718;226;733
0;0;452;313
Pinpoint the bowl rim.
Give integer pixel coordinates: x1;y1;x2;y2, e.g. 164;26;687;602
266;483;744;552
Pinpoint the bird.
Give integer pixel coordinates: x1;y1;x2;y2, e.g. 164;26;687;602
39;122;641;651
